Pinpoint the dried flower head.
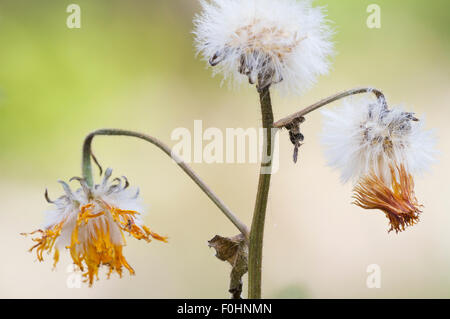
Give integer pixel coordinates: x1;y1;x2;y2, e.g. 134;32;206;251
193;0;334;94
321;95;436;232
22;168;167;286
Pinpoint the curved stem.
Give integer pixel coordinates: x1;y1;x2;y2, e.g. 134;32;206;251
273;87;386;128
248;87;275;299
82;129;249;238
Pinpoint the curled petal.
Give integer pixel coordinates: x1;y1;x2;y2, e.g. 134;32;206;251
122;176;130;189
209;50;225;66
70;176;92;198
90;150;103;176
133;188;140;199
101;168;113;188
44;189;54;203
105;178;122;195
58;180;75;200
111;177;122;187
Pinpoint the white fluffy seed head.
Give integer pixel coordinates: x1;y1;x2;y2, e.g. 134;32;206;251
193;0;334;95
321;96;437;183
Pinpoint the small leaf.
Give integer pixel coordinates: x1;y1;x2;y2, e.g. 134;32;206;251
208;233;248;299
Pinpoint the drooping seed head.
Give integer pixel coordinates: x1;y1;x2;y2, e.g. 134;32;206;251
22;168;167;286
321;96;436;184
321;95;436;233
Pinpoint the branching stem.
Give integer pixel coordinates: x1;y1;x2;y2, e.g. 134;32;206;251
273;87;386;128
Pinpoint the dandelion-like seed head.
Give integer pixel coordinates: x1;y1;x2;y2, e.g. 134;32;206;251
23;168;167;285
194;0;334;94
322;95;436;232
322;96;436;183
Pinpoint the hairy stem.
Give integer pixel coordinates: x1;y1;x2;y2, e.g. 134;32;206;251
82;129;249;238
248;87;275;299
273;87;386;128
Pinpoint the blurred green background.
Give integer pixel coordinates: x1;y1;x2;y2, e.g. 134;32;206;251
0;0;449;298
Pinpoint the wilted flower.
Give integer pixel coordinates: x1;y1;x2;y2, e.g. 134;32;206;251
193;0;334;94
353;164;422;233
23;168;167;285
321;96;436;232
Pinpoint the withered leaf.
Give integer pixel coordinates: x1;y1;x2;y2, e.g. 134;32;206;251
208;233;248;299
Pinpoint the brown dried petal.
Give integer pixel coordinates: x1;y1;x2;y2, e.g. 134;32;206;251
208;234;248;299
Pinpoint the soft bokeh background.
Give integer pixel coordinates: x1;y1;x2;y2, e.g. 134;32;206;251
0;0;449;298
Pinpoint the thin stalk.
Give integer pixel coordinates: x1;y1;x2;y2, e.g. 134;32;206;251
273;87;386;128
248;87;275;299
82;129;249;238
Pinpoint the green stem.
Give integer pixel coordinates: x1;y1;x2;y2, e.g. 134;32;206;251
81;129;249;238
248;87;275;299
82;134;95;187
